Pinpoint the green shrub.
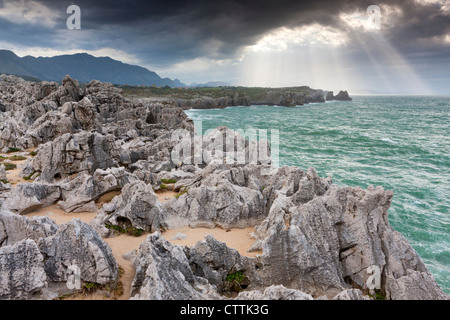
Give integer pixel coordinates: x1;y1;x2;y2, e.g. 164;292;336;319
8;155;27;161
174;187;189;198
83;282;101;292
161;178;177;184
23;171;40;181
369;290;386;300
3;163;16;171
6;147;21;153
105;223;144;237
226;271;246;284
159;183;167;190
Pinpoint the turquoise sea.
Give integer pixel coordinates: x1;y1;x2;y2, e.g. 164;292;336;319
185;96;450;294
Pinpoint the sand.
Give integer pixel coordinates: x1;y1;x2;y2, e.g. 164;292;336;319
1;148;36;187
25;204;98;225
162;226;261;258
21;184;261;300
156;189;179;202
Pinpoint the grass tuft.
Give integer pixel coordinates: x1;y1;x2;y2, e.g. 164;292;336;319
161;178;177;184
8;155;27;161
6;147;21;153
105;223;144;237
3;163;16;171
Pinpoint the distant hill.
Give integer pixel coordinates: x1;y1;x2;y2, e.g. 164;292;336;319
0;49;186;87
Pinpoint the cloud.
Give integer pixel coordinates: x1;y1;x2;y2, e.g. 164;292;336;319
0;0;61;27
0;0;449;92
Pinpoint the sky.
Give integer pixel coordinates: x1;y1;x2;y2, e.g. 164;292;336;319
0;0;449;94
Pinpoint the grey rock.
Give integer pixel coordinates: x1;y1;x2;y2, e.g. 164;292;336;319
0;210;58;247
188;235;263;295
38;219;119;286
0;114;26;152
236;285;313;300
326;91;334;101
130;232;220;300
3;183;61;214
332;289;371;300
57;167;138;213
164;163;267;229
333;90;352;101
386;269;449;300
0;163;6;181
46;75;83;105
0;180;11;192
170;232;187;241
92;180;167;236
24;111;74;146
0;239;47;300
24;131;121;183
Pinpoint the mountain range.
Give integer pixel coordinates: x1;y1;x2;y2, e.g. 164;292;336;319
0;49;186;87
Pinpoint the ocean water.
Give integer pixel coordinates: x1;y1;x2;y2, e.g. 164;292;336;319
185;96;450;294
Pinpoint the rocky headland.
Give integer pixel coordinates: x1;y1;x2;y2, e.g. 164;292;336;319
122;85;352;109
0;74;447;300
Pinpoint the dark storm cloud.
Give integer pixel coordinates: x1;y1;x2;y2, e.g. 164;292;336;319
74;1;450;62
1;0;449;71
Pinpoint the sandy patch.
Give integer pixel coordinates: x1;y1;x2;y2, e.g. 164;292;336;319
25;204;98;225
96;190;121;208
162;226;261;258
3;159;27;186
156;190;178;202
103;234;148;300
1;150;35;186
25;204;146;300
65;233;148;300
20;187;262;300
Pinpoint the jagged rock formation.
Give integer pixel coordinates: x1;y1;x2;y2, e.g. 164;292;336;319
327;90;353;101
0;239;47;300
92;180;168;237
0;211;119;299
175;89;328;109
38;219;119;287
0;210;57;247
0;74;446;300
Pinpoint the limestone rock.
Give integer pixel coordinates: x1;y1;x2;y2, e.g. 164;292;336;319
0;114;26;152
236;285;313;300
386;270;449;300
92;180;167;236
0;239;47;300
0;163;6;181
326;91;334;101
0;210;58;247
57;167;138;213
130;232;220;300
24;111;74;146
332;289;370;300
188;235;263;294
3;183;61;214
333;90;352;101
38;219;119;286
24;131;121;183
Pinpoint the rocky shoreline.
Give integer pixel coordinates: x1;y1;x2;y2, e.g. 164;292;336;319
0;74;447;300
126;86;352;110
